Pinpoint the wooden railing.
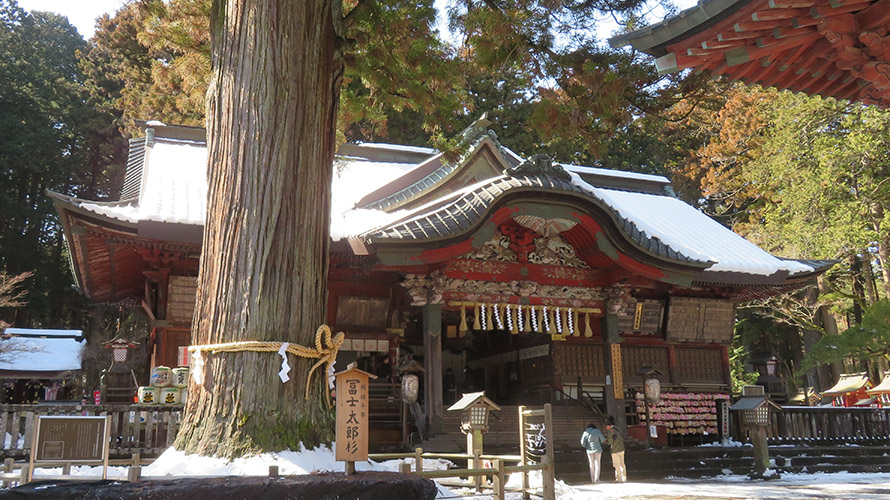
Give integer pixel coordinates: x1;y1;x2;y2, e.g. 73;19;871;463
0;404;183;458
730;406;890;445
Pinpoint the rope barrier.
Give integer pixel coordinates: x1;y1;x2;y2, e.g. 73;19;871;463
187;325;345;405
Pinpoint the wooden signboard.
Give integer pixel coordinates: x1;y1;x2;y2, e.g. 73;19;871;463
334;365;376;469
616;300;665;336
611;344;623;399
666;297;735;344
29;415;111;480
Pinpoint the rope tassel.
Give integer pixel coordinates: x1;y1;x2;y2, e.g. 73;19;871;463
459;304;469;334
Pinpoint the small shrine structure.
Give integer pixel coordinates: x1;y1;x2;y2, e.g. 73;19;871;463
49;119;832;447
867;371;890;406
610;0;890;107
822;371;873;407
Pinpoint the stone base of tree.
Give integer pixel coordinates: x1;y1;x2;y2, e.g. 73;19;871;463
5;473;437;499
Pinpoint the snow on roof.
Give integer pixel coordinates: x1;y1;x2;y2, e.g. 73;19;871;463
563;164;671;185
867;373;890;394
569;173;814;276
350;142;437;155
0;329;83;373
56;132;816;277
823;372;872;396
75;138;207;226
330;156;422;241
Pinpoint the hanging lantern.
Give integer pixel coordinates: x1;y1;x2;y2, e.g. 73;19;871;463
102;337;139;364
402;373;420;402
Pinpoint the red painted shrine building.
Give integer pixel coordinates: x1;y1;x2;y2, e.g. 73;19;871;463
609;0;890;107
50;121;830;446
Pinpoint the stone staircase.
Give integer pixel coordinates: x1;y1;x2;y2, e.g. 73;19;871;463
555;445;890;484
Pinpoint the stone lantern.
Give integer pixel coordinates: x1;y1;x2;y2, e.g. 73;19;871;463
638;365;662;448
448;391;500;457
730;385;782;479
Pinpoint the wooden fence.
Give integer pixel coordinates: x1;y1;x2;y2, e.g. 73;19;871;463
0;404;183;458
729;406;890;445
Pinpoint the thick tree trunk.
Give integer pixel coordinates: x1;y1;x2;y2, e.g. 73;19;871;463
175;0;343;457
869;203;890;298
850;254;864;325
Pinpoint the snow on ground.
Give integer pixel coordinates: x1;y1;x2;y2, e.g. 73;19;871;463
24;445;890;499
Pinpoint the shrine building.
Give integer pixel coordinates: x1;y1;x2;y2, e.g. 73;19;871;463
49;120;831;448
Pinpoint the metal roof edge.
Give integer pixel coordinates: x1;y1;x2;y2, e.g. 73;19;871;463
608;0;750;56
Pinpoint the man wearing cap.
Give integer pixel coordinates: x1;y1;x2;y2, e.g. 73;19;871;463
605;418;627;482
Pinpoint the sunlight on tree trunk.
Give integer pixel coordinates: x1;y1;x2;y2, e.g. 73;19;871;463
175;0;343;458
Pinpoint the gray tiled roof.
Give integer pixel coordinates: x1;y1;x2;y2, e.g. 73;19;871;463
119;138;146;201
360;158;458;212
362;173;709;266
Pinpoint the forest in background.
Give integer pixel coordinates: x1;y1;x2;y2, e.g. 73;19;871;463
0;0;888;395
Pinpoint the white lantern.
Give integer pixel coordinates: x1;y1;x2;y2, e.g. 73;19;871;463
402;373;419;402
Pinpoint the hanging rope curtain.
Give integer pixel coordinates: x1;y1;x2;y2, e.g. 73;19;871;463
452;302;599;337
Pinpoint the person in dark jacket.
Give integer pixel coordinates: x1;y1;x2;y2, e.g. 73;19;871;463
580;422;607;483
605;419;627;482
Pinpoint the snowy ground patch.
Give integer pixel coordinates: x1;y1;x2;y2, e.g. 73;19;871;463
21;445;890;499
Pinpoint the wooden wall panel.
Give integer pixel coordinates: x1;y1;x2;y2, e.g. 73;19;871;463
621;346;669;383
674;347;724;384
666;298;734;344
166;275;197;325
555;343;604;382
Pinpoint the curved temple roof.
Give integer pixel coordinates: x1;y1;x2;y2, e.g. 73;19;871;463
50;122;828;299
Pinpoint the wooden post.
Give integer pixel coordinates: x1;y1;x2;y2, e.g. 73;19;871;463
751;426;769;475
600;312;624;425
518;406;529;500
474;449;482;492
414;447;423;472
20;464;29;485
544;403;555;478
62;463;71;475
2;458;13;488
399;462;411;474
127;465;141;482
492;459;505;500
423;304;444;434
345;461;356;476
542;455;555;500
402;402;408;447
268;465;279;477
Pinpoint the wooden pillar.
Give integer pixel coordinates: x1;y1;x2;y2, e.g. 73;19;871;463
666;345;679;385
600;312;624;426
157;268;170;320
720;345;731;386
423;304;444;433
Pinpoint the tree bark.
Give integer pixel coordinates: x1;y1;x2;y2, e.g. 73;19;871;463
869;203;890;298
817;276;842;384
175;0;343;457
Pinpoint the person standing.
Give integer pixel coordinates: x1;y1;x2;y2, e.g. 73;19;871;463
580;422;607;483
605;419;627;482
